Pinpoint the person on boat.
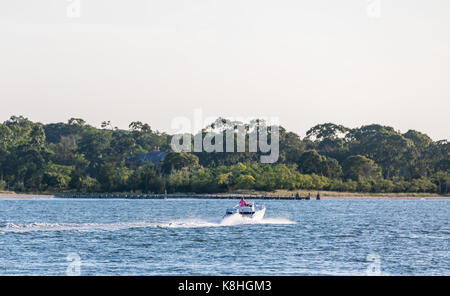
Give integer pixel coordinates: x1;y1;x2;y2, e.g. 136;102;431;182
239;197;249;207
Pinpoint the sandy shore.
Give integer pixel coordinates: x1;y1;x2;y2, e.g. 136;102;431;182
0;192;448;200
0;193;54;199
317;195;450;200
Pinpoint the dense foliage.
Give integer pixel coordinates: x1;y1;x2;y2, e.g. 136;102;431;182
0;116;448;194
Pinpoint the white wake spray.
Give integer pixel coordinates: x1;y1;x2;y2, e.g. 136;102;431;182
0;216;296;233
219;213;296;226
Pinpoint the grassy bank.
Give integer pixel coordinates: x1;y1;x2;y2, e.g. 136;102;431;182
1;190;448;199
225;189;448;198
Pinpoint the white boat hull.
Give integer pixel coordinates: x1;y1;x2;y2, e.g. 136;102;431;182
251;207;266;220
223;203;266;220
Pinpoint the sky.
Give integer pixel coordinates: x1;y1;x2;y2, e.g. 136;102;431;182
0;0;449;140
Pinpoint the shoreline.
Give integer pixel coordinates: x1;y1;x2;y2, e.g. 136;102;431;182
0;193;54;199
0;192;449;200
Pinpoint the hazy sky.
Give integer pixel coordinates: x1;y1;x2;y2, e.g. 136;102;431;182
0;0;449;140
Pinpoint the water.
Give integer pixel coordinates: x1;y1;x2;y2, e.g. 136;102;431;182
0;198;449;275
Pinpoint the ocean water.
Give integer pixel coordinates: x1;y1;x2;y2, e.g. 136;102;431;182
0;198;448;275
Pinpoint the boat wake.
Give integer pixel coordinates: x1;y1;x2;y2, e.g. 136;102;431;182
0;222;157;233
0;217;296;233
219;213;295;226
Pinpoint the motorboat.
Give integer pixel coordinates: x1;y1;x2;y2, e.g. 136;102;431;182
223;202;266;220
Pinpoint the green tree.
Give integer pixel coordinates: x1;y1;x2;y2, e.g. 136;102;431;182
320;157;343;179
278;127;305;163
347;125;412;179
297;150;342;178
297;150;323;175
306;123;349;141
343;155;382;181
161;152;199;174
235;174;256;189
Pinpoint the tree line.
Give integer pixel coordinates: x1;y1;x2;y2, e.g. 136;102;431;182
0;116;448;194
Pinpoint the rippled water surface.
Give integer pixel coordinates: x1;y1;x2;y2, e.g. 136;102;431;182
0;198;449;275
